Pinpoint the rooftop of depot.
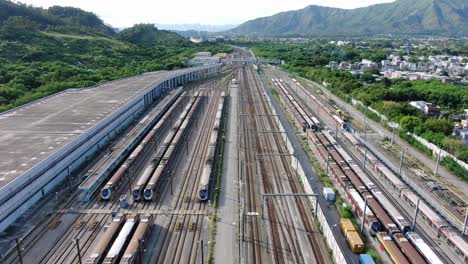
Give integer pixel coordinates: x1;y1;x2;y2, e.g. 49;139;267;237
0;69;186;189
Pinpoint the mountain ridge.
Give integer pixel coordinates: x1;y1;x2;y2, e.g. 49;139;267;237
230;0;468;37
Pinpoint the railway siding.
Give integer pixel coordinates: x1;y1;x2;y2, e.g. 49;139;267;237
262;73;349;264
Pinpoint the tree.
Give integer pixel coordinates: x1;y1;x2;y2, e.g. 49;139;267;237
423;119;454;136
442;137;464;155
400;116;422;133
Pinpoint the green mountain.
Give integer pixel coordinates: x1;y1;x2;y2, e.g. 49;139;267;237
0;0;115;35
118;24;187;45
0;0;230;112
230;0;468;37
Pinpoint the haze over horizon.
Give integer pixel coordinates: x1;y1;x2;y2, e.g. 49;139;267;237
14;0;395;28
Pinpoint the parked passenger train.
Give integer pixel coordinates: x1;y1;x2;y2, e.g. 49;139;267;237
198;93;225;201
100;91;187;200
143;92;201;201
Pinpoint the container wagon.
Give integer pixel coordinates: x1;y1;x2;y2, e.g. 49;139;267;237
120;214;154;264
102;214;139;264
85;214;126;264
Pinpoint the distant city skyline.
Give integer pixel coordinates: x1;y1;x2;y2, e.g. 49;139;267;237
16;0;395;28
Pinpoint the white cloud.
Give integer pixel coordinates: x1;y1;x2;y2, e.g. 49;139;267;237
15;0;395;27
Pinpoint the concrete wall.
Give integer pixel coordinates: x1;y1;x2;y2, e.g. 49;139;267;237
0;64;221;232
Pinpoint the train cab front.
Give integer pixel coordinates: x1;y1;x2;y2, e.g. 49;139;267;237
309;124;318;132
199;189;208;201
132;190;141;201
101;188;111;200
144;189;153;201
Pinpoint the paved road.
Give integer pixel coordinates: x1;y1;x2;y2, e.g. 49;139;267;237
300;78;468;196
259;72;359;264
213;85;239;264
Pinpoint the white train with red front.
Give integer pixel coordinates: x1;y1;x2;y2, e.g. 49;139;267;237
198;92;226;201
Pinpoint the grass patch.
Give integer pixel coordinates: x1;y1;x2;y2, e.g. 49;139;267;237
441;157;468;182
335;197;353;218
366;248;382;264
398;131;433;156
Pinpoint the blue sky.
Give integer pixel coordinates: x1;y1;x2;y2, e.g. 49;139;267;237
16;0;395;27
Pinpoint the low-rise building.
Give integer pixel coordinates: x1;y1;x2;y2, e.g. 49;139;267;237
409;101;441;116
459;129;468;145
329;61;338;69
424;103;441;116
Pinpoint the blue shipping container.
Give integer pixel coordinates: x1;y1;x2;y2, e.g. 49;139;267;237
359;254;375;264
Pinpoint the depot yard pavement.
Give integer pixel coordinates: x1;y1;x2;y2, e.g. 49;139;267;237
213;84;239;264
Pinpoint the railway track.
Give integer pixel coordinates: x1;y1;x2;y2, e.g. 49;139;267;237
239;64;330;264
239;65;265;264
154;89;223;264
44;87;199;264
1;79;210;263
267;70;462;263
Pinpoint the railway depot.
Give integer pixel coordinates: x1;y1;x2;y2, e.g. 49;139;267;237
0;50;466;264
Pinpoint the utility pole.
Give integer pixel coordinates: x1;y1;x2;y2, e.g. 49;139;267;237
362;147;368;170
391;125;396;144
242;212;245;242
170;173;173;196
463;207;468;236
412;199;420;231
434;149;442;177
200;240;205;264
363;112;368;143
335;122;339;139
399;150;405;177
75;238;82;264
15;238;23;264
314;197;319;218
361;197;368;233
68;167;72;194
326;154;331;177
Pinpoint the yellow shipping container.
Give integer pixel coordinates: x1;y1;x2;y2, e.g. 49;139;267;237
347;231;365;253
339;218;356;234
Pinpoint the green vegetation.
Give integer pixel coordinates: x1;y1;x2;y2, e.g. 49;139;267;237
366;248;381;264
442;157;468;182
335;197;353;218
0;1;232;112
230;0;468;37
242;39;467;179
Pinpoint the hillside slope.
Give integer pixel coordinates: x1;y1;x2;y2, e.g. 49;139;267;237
230;0;468;36
0;1;230;112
